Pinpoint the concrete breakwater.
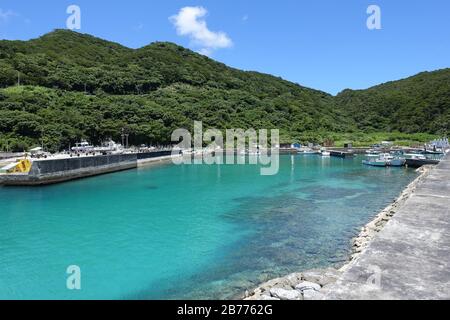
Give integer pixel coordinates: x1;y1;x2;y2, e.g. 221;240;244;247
0;151;174;186
244;157;448;300
326;154;450;300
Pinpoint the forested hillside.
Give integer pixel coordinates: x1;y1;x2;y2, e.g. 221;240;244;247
0;30;448;152
335;69;450;134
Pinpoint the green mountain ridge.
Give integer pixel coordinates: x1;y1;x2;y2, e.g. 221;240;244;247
336;69;450;134
0;30;448;151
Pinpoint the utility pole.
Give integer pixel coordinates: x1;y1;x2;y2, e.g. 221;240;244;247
121;127;130;149
41;128;44;151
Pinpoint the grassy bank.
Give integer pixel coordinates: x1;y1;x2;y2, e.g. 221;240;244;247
331;132;438;148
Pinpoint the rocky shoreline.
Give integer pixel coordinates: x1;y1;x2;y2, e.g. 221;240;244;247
243;165;433;300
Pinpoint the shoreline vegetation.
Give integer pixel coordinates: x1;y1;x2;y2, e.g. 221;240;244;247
1;30;449;153
243;165;433;301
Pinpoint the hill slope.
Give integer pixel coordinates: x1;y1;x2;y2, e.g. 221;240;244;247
0;30;448;151
335;69;450;134
0;30;350;151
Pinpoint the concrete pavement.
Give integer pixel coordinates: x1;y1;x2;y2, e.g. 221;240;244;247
326;154;450;300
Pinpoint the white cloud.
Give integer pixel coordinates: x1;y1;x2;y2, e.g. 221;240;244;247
170;6;233;56
0;9;16;23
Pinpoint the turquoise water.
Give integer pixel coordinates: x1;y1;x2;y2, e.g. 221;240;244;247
0;155;417;300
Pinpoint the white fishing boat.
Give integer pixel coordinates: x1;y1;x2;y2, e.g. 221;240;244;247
182;148;194;155
71;141;94;152
388;158;406;167
365;149;381;157
299;147;319;155
362;158;388;167
379;153;394;161
94;140;122;154
375;153;406;167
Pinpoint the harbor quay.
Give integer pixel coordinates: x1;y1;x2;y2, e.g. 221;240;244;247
325;153;450;300
244;153;450;300
0;151;175;186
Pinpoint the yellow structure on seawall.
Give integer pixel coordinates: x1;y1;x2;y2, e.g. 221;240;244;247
0;159;32;174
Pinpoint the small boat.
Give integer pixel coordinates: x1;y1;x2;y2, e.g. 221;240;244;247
388;158;406;167
422;150;445;156
379;153;394;160
182;149;194;155
71;141;94;153
94;140;123;154
404;154;440;168
366;150;381;157
321;151;330;157
377;153;406;167
299;148;319;155
366;153;381;158
362;159;388;167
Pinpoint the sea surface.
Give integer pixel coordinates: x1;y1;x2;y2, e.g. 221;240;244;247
0;155;418;299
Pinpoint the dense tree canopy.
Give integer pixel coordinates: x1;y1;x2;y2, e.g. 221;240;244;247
0;30;448;152
335;69;450;134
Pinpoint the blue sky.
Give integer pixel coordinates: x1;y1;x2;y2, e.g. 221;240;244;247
0;0;449;94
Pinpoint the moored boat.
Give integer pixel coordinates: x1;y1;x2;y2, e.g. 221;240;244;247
71;141;94;153
366;149;381;158
378;153;406;167
298;147;320;155
362;159;388;167
388;158;406;167
404;153;440;168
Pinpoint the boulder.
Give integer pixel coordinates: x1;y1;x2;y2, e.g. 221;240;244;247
284;273;303;286
301;270;324;283
295;281;321;292
293;268;341;287
260;277;293;291
317;275;337;287
302;289;325;300
269;288;303;300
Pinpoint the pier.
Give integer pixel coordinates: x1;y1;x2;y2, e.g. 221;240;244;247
325;153;450;299
0;151;175;186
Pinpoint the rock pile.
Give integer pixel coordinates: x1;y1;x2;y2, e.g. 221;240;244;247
244;268;341;301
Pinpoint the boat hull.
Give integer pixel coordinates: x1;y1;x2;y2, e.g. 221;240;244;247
405;158;440;168
362;160;387;167
388;159;406;167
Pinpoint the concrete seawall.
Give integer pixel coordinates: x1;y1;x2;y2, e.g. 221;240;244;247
1;154;137;186
244;154;449;300
0;151;177;186
325;154;450;300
